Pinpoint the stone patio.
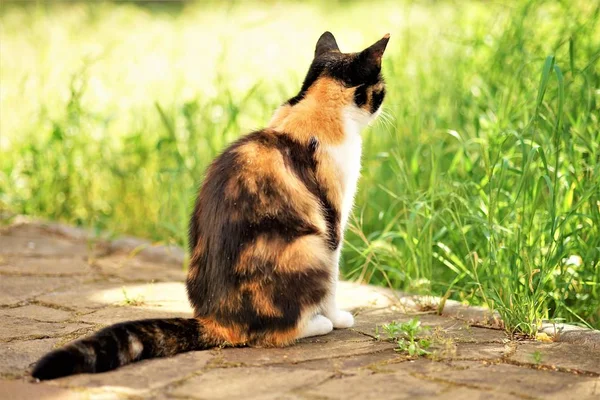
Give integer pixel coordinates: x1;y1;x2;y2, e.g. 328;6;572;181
0;220;598;399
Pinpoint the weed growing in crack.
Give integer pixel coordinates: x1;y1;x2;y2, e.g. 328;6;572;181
376;318;432;356
121;287;145;306
531;350;543;364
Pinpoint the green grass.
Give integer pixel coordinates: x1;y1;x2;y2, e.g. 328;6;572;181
1;0;599;334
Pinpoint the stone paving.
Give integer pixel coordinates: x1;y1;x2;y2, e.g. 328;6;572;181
0;220;599;399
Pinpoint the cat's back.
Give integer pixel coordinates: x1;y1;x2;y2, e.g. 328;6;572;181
187;129;330;313
195;129;322;224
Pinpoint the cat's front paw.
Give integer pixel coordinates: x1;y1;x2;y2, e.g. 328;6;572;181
330;310;354;329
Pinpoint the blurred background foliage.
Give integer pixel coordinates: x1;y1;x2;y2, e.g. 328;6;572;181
1;0;599;333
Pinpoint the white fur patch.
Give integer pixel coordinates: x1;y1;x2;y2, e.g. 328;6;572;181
320;104;378;326
326;105;372;230
297;314;334;339
128;334;144;360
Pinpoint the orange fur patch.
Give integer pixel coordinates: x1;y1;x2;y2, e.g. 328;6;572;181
278;234;332;273
236;234;330;275
198;318;248;345
240;281;282;318
230;139;328;231
270;77;355;145
268;104;292;128
259;328;299;347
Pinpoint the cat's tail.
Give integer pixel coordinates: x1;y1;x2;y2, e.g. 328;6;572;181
31;318;216;381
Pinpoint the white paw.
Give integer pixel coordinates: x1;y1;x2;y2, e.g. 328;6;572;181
297;314;333;339
311;314;334;335
330;310;354;329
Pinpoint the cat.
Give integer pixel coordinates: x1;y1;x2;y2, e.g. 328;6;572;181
32;31;389;381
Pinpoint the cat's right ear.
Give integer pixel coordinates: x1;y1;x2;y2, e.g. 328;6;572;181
314;31;340;57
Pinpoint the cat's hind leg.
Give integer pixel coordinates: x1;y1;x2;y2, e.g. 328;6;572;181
322;299;354;328
296;314;333;339
321;249;355;329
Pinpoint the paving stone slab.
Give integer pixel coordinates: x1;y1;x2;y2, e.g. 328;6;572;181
302;369;450;400
109;236;186;265
429;387;522;400
93;254;186;282
441;300;501;326
378;341;511;363
35;281;191;313
1;220;599;400
0;315;90;341
510;341;600;375
52;350;214;396
353;308;507;344
286;350;400;372
0;224;96;258
0;338;61;376
312;325;374;343
540;323;600;351
336;281;400;310
168;366;331;400
341;283;503;328
0;275;80;306
0;305;72;323
0;380;84;400
217;338;395;367
33;282;126;312
442;342;511;361
0;256;95;277
409;361;600;400
75;305;192;326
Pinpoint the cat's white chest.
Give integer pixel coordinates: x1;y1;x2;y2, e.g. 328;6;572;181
325;107;366;230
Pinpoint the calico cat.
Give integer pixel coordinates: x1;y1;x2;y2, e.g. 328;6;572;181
32;31;389;380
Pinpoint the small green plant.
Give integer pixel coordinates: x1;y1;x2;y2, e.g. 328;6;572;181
531;350;543;364
121;287;145;306
376;318;432;356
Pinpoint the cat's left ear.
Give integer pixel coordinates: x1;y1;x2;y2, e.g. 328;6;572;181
358;34;390;67
315;31;340;57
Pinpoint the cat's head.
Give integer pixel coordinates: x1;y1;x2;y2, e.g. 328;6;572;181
287;31;389;127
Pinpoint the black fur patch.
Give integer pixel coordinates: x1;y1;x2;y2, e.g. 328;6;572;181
354;85;368;108
371;87;385;113
287;51;383;106
32;318;209;380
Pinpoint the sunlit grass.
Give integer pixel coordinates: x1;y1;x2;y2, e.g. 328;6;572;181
1;0;599;333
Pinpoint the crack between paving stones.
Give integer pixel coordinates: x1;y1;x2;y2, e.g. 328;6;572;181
338;339;600;379
265;347;394;368
20;343;600;398
352;327;506;346
0;325;96;344
408;371;539;400
27;299;80;312
361;355;414;372
290;372;342;400
0;271;90;278
350;328;379;340
136;352;249;397
0;268;136;282
431;353;600;378
12;276;106;305
499;357;600;377
0;250;111;260
142;346;396;398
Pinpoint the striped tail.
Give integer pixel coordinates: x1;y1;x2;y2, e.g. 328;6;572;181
32;318;214;381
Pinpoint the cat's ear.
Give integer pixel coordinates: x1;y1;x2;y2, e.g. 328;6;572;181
358;34;390;67
314;31;340;57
